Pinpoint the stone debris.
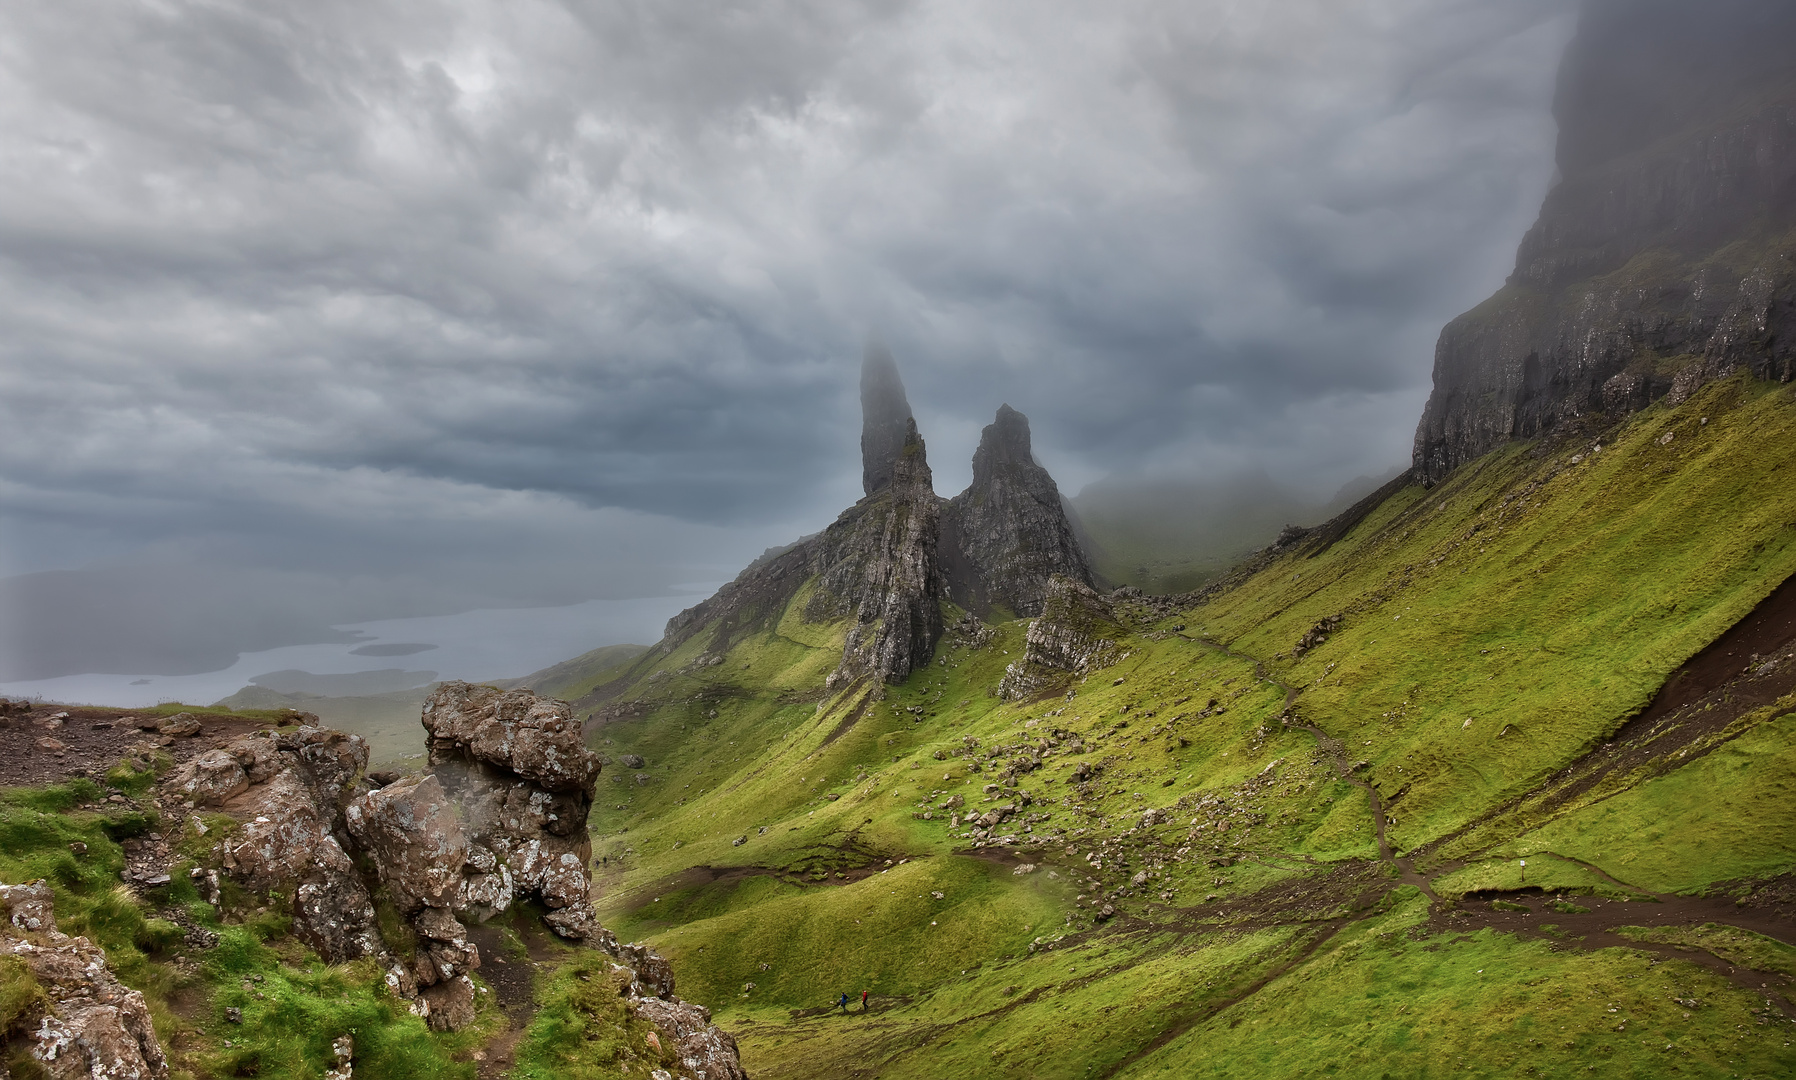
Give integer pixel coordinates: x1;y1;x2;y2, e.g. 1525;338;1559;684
1;880;170;1080
157;714;202;738
323;1034;354;1080
998;578;1127;700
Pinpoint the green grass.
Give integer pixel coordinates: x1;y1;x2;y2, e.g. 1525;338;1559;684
574;373;1796;1079
1616;922;1796;978
0;773;480;1080
198;929;486;1080
1198;376;1796;851
512;953;679;1080
1496;711;1796;893
1124;898;1794;1079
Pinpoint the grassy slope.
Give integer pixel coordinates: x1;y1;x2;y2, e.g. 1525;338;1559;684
567;375;1796;1079
7;377;1796;1078
507;643;652;703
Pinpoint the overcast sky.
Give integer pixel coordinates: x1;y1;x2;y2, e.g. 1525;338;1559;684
0;0;1578;679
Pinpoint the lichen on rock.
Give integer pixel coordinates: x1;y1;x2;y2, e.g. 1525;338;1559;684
1;880;170;1080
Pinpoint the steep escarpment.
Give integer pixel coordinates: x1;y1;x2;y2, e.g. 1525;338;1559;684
806;421;945;691
658;358;1092;691
1414;0;1796;481
941;404;1093;618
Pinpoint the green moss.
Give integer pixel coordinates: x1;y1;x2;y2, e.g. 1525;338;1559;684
513;955;674;1080
1499;711;1796;893
0;955;44;1035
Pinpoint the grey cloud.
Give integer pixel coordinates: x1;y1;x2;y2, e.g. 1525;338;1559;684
1;0;1583;676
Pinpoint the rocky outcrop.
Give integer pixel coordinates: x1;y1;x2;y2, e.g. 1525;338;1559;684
418;682;600;791
145;698;744;1066
629;996;747;1080
860;344;914;496
1;880;170;1080
942;404;1094;617
344;774;468;914
175;727;383;964
419;682;603;942
809;420;946;691
997;576;1128;700
1414;0;1796;481
659;358;1096;693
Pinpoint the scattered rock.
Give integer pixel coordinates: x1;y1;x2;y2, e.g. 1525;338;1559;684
619;754;646;769
1;879;170;1080
158;713;202;738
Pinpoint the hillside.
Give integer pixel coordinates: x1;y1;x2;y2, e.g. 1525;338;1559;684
3;2;1795;1078
568;371;1795;1079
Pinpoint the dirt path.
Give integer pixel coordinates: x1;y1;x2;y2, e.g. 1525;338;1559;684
1179;634;1440;901
464;923;539;1079
1167;633;1796;1019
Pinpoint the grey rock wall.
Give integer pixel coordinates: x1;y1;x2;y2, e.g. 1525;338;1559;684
943;405;1093;617
1413;0;1796;482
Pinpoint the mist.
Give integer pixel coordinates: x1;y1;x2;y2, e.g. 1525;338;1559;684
0;0;1583;688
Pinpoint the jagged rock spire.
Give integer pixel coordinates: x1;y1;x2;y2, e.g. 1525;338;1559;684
661;393;1092;694
860;344;914;496
942;404;1093;618
815;417;944;690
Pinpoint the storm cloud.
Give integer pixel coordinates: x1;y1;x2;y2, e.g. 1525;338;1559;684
0;0;1577;678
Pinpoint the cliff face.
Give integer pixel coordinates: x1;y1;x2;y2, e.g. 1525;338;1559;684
809;420;946;690
1414;0;1796;481
942;404;1093;618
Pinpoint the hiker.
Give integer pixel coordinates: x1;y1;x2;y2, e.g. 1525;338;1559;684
861;989;870;1011
837;992;851;1012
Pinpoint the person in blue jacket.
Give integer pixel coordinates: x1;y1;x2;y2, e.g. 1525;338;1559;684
836;991;851;1012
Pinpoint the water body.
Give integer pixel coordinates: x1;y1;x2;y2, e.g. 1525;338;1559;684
0;593;705;708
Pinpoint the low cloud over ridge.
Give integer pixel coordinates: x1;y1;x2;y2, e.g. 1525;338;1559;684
0;0;1578;678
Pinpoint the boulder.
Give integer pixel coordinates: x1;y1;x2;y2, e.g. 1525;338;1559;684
0;880;57;933
343;773;468;914
169;748;250;807
418;975;477;1033
221;769;381;963
1;879;170;1080
157;713;202;737
421;683;600;792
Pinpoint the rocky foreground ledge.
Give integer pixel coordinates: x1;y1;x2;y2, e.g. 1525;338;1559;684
1;684;746;1080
